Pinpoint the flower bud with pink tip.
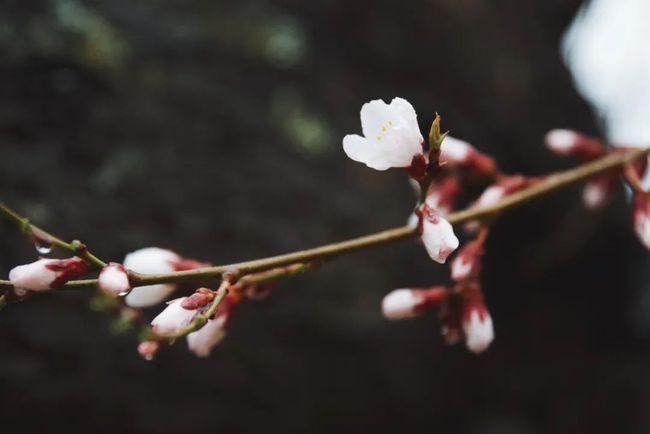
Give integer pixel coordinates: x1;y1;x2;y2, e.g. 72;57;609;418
98;263;131;296
381;286;448;320
451;240;484;282
187;292;240;357
545;129;605;160
633;192;650;250
187;315;229;357
138;340;161;360
151;297;200;335
342;97;425;171
417;204;459;264
473;175;528;209
123;247;208;308
440;136;496;176
582;173;618;209
461;285;494;354
9;257;90;292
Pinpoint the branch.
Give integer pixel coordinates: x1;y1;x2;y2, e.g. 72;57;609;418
0;202;106;269
1;147;648;294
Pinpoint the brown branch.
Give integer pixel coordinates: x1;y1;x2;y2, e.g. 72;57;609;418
1;147;648;294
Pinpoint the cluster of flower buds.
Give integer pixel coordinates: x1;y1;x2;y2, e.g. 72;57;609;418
138;285;244;359
545;129;623;209
545;128;650;250
342;97;534;354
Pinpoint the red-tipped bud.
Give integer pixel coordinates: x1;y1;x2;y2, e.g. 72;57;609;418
381;287;448;320
451;241;484;282
440;136;496;176
633;192;650;250
417;204;459;264
9;257;90;292
187;314;229;357
98;263;131;296
461;285;494;354
473;176;528;209
138;340;161;360
545;129;605;160
425;176;461;215
582;173;618;209
151;297;200;335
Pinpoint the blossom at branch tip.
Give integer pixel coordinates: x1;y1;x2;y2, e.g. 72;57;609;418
545;129;605;160
417;204;459;264
98;263;131;296
439;136;496;176
381;287;448;320
8;257;90;293
123;247;207;308
342;97;425;171
451;240;484;282
633;192;650;250
151;297;200;335
461;285;494;354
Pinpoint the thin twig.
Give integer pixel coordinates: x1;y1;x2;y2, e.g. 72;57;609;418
0;202;106;268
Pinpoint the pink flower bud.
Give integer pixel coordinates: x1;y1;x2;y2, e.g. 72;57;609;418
451;241;483;282
123;247;207;308
425;176;461;215
9;257;90;291
474;176;527;209
582;173;617;209
382;287;448;320
98;263;130;296
440;136;496;176
151;297;200;335
138;340;161;360
461;286;494;354
545;129;605;160
187;314;229;357
633;192;650;250
418;204;459;263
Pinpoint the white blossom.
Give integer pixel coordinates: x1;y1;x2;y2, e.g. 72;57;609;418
343;97;424;170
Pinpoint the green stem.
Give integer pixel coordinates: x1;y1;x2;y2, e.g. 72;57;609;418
0;202;106;269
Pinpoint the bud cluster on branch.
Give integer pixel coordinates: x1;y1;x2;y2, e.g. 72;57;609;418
1;97;649;360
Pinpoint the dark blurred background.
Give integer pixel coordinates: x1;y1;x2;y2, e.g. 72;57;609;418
2;0;649;433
